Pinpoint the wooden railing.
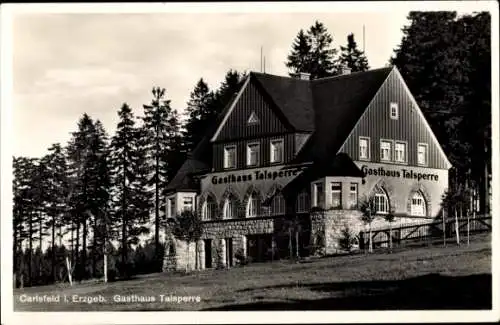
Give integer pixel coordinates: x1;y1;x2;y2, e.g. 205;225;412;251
359;214;491;249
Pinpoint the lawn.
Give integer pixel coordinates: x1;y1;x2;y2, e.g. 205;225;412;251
13;234;492;311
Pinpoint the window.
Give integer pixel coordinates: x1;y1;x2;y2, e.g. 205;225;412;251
359;137;370;160
183;197;193;211
296;190;310;213
349;183;358;209
270;139;284;163
168;198;176;218
246;142;260;167
395;141;407;163
380;140;392;162
331;182;342;209
223;196;238;219
374;192;389;214
270;193;285;215
246;194;260;218
202;197;217;221
417;143;428;166
224;145;236;169
410;191;426;216
247;111;260;125
390;102;399;120
314;183;324;207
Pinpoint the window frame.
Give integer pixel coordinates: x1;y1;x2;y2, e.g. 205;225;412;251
202;197;217;221
270;193;285;216
270;138;284;164
224;144;237;169
410;191;427;216
417;143;429;167
374;192;389;215
380;139;393;162
349;183;358;209
394;140;408;164
296;190;310;213
223;197;237;219
359;136;371;161
183;197;193;212
246;194;260;218
168;197;176;218
390;102;399;120
331;182;342;209
313;182;324;208
246;141;260;167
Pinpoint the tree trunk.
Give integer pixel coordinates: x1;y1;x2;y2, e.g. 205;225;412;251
289;228;293;260
155;153;160;264
121;160;128;276
92;214;97;278
186;241;190;273
369;225;373;253
52;215;56;282
443;208;447;247
454;208;460;245
75;219;80;281
28;211;33;286
389;223;393;252
295;228;300;260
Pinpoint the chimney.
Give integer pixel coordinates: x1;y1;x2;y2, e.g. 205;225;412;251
291;72;311;80
341;65;352;75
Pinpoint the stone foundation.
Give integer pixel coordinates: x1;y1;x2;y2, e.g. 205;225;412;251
163;212;433;271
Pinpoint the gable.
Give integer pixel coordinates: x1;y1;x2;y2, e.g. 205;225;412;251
338;67;451;169
211;77;291;142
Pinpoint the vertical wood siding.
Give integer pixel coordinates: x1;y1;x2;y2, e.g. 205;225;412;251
216;80;289;141
339;70;449;170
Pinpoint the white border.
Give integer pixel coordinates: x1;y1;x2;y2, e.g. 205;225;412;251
1;1;499;324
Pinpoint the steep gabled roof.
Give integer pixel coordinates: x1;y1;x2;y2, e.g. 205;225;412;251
293;67;392;163
251;72;315;132
166;67;396;193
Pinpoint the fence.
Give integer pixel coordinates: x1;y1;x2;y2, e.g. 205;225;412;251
359;214;491;249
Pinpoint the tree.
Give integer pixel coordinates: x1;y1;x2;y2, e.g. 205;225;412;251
171;209;203;273
184;79;215;152
338;33;370;72
40;143;69;281
286;21;338;79
359;196;377;253
391;12;491;214
110;103;151;278
286;29;312;75
142;87;179;267
384;210;396;252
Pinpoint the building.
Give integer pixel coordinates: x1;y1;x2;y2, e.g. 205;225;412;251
163;66;451;271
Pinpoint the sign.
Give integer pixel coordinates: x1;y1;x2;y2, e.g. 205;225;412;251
361;165;439;182
211;168;302;185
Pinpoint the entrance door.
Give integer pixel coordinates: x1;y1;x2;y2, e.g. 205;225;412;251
225;238;233;267
204;239;212;268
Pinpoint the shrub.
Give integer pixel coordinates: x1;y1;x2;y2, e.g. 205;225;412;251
339;224;357;252
234;248;249;266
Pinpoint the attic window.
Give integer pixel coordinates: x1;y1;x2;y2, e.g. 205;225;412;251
247;111;260;125
390;102;399;120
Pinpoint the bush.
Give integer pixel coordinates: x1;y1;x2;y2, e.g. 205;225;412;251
234;248;249;266
339;225;357;252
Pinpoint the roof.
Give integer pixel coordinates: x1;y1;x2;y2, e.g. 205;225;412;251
167;67;393;193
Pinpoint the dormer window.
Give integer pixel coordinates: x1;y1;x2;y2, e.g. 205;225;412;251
224;145;236;169
390;102;399;120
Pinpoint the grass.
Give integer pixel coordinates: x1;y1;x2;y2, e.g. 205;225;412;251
14;233;491;311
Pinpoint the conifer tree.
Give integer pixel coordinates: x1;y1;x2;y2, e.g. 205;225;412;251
338;33;370;72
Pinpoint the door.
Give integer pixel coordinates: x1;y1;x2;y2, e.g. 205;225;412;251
204;239;212;268
225;238;233;267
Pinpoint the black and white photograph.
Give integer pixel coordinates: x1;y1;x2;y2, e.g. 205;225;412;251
1;1;498;324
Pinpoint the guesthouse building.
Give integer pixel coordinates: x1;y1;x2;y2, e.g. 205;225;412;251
163;66;451;271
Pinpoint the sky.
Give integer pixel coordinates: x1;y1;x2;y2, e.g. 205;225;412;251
7;3;484;158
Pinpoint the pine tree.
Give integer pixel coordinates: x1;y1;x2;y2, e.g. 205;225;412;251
286;21;338;79
286;29;312;75
110;103;151;277
184;79;215;152
142;87;178;265
338;33;370;72
391;11;491;213
40;143;69;281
